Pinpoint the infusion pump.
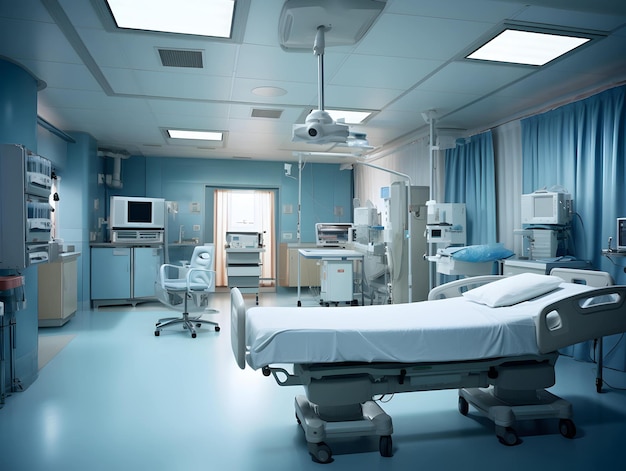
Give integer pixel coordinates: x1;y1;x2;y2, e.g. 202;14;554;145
426;203;466;245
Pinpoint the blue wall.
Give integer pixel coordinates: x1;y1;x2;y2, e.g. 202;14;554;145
98;156;354;245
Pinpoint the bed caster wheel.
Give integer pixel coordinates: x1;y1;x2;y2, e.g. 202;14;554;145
458;396;469;416
154;330;160;336
379;435;393;457
196;323;202;328
191;332;197;338
497;427;518;446
309;442;332;464
215;326;221;332
559;419;576;438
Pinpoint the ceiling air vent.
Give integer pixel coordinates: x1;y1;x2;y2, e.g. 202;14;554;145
158;48;203;68
251;108;283;119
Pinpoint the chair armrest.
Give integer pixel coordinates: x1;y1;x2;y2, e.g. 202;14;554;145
186;267;216;291
159;264;187;289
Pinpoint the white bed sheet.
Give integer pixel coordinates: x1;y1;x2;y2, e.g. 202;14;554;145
245;283;591;369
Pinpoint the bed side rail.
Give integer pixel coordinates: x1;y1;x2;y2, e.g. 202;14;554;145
428;275;505;300
230;287;247;370
537;286;626;353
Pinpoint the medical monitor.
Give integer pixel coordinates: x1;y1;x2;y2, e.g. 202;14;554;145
110;196;165;229
617;218;626;251
521;191;572;225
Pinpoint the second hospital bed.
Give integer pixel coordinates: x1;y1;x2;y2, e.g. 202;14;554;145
230;271;626;463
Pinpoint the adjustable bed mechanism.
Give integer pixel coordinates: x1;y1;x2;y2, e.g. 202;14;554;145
230;274;626;463
262;353;561;457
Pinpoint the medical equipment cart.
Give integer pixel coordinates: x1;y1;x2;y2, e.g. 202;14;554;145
297;248;364;306
226;248;264;305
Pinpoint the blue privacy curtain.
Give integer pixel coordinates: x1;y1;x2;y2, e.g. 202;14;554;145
444;130;497;246
521;84;626;370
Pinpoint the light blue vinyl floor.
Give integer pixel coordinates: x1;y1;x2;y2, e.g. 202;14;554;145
1;290;626;470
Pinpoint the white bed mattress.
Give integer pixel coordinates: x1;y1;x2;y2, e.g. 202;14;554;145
245;283;591;369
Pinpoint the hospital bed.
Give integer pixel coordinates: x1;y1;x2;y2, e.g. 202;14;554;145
230;271;626;463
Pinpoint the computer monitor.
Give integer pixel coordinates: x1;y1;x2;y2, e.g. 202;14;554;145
617;218;626;251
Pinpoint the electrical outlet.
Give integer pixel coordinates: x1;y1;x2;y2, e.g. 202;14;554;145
193;225;200;231
282;232;293;240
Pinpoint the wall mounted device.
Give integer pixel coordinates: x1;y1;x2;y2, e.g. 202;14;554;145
0;144;54;268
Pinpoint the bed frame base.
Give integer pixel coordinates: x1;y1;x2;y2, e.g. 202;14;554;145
295;395;393;464
459;386;575;445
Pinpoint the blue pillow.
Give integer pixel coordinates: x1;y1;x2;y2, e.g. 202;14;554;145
450;243;514;263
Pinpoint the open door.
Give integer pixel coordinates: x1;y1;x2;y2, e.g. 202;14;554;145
213;188;276;289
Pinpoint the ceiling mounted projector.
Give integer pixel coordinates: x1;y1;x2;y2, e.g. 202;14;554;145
293;109;349;143
286;0;383;147
278;0;387;51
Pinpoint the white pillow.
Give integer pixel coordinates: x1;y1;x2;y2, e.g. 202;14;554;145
462;273;563;307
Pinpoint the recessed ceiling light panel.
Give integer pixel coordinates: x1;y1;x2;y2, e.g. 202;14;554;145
167;129;224;141
323;109;372;124
106;0;235;38
467;29;591;66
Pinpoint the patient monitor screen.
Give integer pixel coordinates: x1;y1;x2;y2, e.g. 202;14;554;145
533;195;553;218
128;201;152;223
618;218;626;250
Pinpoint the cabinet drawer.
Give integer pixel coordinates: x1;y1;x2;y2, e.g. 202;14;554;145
227;265;261;276
226;251;261;264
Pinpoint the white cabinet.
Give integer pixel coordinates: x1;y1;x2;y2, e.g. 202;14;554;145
91;245;162;307
38;252;79;327
320;259;353;304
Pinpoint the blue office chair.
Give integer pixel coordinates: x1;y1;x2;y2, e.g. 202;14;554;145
154;245;220;338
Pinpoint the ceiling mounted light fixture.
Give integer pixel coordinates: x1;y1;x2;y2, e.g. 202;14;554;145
467;27;591;66
167;129;223;141
105;0;236;38
252;86;288;97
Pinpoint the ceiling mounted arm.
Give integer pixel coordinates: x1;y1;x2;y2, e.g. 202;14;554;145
315;26;328;111
285;1;387;147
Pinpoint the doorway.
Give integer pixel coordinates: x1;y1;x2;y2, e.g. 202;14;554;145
212;188;276;289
